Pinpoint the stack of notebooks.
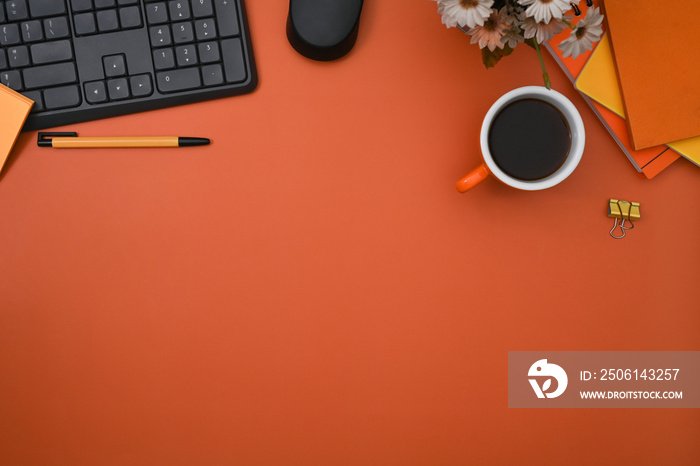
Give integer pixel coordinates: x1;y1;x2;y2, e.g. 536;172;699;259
545;0;700;179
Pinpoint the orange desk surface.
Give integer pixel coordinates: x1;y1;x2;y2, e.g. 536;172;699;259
1;2;698;465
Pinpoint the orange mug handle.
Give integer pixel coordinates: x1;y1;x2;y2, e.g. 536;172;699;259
456;163;490;193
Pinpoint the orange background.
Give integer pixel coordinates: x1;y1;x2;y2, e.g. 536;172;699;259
1;1;699;464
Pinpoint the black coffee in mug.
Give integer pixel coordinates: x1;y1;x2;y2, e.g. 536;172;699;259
487;98;571;181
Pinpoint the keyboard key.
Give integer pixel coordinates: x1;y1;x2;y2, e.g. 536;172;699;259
74;13;97;35
153;47;175;69
118;0;139;5
21;20;44;42
175;44;197;66
195;18;216;41
119;6;142;29
0;51;6;70
107;77;130;100
168;1;190;21
43;84;81;109
71;0;93;12
22;90;44;111
6;0;30;21
130;74;152;97
198;42;219;63
94;0;116;8
103;54;127;77
1;70;23;90
214;0;239;37
172;22;194;44
149;25;172;46
31;39;73;64
44;17;71;39
85;81;108;103
23;62;77;89
28;0;67;18
7;46;30;68
146;2;168;24
201;63;223;86
191;0;213;17
96;9;119;32
221;38;246;83
156;67;201;93
1;24;22;46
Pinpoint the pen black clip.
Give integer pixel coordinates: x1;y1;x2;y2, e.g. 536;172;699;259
37;132;78;147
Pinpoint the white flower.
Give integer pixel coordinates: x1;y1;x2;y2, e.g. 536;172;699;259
433;0;495;29
520;15;570;44
518;0;570;24
467;7;510;52
558;7;604;58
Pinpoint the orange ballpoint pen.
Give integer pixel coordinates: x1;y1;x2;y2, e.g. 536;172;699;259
38;132;209;148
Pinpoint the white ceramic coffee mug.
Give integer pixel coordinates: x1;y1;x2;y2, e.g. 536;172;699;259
456;86;585;192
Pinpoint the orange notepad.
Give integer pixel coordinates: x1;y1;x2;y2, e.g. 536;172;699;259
575;35;624;116
0;84;33;174
603;0;700;150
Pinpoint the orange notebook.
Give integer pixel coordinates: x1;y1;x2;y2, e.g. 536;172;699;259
603;0;700;150
0;84;33;175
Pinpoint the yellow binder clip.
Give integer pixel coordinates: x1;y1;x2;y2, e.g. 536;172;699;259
608;199;640;239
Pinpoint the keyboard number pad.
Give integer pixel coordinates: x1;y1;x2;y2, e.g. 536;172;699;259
1;0;79;112
145;0;247;94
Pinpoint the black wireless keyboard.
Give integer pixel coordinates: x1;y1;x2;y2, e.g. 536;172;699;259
0;0;257;130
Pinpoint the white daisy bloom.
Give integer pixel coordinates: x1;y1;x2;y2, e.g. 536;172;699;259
518;0;570;24
558;7;604;58
520;15;570;44
467;7;510;52
434;0;495;29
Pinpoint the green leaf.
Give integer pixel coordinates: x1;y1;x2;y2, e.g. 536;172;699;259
481;44;514;69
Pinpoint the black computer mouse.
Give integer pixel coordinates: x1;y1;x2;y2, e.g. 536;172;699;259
287;0;364;61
